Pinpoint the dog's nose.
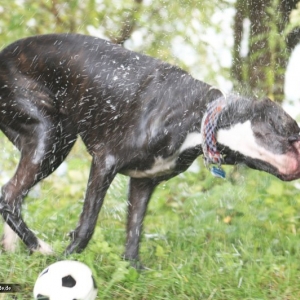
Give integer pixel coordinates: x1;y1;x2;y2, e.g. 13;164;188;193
288;135;300;143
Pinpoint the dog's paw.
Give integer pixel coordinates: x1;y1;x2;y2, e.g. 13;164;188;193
65;237;86;254
122;255;149;271
129;260;149;271
34;239;54;255
66;227;89;254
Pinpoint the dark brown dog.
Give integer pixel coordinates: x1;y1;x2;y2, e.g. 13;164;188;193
1;34;300;266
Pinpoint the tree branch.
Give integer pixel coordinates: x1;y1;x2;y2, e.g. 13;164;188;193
110;0;143;45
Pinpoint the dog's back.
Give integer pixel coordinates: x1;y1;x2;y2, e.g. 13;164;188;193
0;34;209;146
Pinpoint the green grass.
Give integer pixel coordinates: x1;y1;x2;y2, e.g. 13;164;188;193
1;135;300;299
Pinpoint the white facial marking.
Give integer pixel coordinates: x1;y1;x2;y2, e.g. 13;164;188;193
1;222;18;252
217;120;292;174
179;132;202;153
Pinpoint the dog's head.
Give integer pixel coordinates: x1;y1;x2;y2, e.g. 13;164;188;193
214;96;300;181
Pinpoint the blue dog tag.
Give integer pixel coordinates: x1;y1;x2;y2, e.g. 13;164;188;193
210;166;226;179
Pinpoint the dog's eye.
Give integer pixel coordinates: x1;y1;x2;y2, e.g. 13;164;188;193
268;117;275;128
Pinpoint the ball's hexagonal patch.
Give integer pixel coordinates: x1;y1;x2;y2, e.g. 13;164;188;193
62;275;77;288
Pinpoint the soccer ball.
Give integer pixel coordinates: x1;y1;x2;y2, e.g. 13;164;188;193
33;260;97;300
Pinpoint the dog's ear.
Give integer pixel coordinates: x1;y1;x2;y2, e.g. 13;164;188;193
216;96;252;130
251;98;299;139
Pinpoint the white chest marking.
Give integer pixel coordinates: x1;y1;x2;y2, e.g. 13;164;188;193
179;132;202;153
125;154;179;178
125;132;202;178
217;120;291;174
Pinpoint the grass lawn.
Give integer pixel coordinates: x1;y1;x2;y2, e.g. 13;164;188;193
1;135;300;299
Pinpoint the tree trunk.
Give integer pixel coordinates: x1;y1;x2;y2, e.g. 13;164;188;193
232;0;300;102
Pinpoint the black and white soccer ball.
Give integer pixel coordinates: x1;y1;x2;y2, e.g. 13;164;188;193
33;260;97;300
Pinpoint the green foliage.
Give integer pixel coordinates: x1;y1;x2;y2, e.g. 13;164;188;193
233;0;292;102
286;1;300;34
0;0;231;85
264;0;288;99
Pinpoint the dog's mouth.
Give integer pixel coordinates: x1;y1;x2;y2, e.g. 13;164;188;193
275;140;300;181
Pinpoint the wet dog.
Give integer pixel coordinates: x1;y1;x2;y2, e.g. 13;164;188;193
1;34;300;265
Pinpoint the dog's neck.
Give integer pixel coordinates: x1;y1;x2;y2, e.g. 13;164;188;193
201;96;227;166
200;94;242;177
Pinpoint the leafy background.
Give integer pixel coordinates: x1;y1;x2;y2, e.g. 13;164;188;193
1;0;300;299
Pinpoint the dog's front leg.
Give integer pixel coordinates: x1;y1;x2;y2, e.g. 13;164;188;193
124;178;158;268
66;155;117;254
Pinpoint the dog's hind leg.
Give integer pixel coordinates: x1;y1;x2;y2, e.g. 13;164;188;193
0;95;77;253
1;128;77;253
0;132;58;252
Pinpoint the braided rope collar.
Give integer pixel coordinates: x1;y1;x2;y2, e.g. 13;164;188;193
201;96;228;178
